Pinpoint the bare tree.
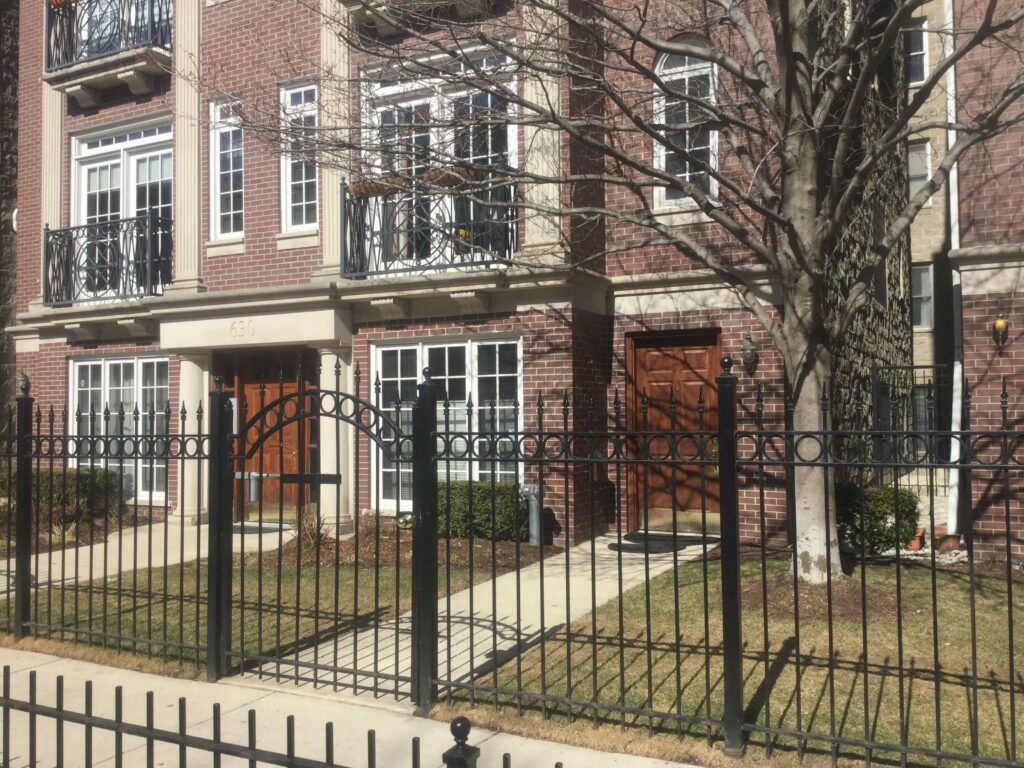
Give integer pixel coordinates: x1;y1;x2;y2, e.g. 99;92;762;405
201;0;1024;582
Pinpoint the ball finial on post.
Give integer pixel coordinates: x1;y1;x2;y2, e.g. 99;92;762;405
443;717;480;768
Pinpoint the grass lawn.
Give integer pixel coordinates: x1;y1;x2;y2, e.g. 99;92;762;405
446;554;1024;768
9;556;473;671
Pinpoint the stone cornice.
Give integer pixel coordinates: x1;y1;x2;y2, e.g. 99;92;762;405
7;266;614;339
949;243;1024;266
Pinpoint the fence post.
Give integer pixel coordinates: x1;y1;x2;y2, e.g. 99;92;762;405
411;369;441;711
716;357;745;755
14;377;34;641
442;717;480;768
206;381;235;681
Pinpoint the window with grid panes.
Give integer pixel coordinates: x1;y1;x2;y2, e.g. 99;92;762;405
282;85;318;231
656;43;716;202
375;340;521;503
72;358;169;497
211;101;244;238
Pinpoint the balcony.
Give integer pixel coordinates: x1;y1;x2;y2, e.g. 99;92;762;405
44;0;173;107
347;0;490;35
341;177;517;278
44;213;173;307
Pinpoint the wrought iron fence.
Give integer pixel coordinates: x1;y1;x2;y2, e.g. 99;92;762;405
1;406;16;636
2;366;1022;768
3;387;209;664
341;179;517;277
0;667;525;768
45;0;174;71
43;213;173;307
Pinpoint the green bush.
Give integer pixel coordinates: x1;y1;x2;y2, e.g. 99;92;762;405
836;482;921;555
0;467;122;523
437;481;528;541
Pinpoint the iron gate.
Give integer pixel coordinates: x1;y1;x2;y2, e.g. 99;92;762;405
204;374;442;706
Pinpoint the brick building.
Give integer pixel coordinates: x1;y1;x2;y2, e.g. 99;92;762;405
8;0;919;545
0;2;16;406
947;0;1024;558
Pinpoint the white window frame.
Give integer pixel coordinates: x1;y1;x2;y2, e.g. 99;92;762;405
364;66;519;177
359;56;519;270
907;139;932;205
280;84;319;234
68;356;171;502
72;117;173;228
904;18;929;87
210;99;244;240
911;263;934;329
653;47;719;209
370;336;524;509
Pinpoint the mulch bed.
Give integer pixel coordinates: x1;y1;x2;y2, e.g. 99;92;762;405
741;570;919;623
0;512;142;555
259;519;561;575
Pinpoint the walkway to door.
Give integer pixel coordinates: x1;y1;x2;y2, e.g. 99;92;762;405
254;532;713;696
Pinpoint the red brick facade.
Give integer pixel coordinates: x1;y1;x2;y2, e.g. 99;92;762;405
9;0;1018;555
952;0;1024;559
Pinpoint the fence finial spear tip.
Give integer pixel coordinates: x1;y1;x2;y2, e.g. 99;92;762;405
721;356;734;375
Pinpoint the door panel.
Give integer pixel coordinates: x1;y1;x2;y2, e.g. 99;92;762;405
630;334;720;533
240;381;301;516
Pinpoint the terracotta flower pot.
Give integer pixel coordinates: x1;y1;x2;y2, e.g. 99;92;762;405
905;527;926;551
931;525;961;551
938;533;962;552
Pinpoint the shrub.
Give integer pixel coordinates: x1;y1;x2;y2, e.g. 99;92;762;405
437;481;528;541
0;467;122;524
836;482;921;556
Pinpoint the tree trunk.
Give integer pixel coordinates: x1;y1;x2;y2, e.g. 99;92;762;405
787;337;843;585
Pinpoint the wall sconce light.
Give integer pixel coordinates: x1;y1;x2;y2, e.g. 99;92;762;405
741;333;760;376
993;314;1010;355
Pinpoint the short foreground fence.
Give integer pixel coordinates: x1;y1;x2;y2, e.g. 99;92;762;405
1;361;1022;768
0;666;544;768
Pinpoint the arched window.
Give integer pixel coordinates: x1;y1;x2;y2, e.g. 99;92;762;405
654;39;717;204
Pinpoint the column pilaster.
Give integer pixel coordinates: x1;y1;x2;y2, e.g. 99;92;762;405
176;352;210;524
169;0;204;293
318;347;354;534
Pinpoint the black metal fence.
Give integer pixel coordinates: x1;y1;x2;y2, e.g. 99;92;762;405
0;667;539;768
2;386;209;663
3;364;1022;768
45;0;174;71
43;213;174;307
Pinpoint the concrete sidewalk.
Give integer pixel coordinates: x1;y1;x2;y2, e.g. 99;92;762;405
0;648;687;768
281;532;710;692
0;522;294;596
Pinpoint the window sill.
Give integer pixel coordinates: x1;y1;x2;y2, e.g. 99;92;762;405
276;230;320;251
206;237;245;257
650;203;716;226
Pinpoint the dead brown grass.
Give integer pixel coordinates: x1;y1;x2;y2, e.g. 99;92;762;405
0;636;205;680
429;702;828;768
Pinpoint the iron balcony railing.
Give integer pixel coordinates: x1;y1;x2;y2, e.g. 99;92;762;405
43;212;173;307
341;176;517;278
45;0;174;71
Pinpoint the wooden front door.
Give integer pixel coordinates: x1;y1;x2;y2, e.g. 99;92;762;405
629;333;721;533
240;381;303;510
215;349;318;523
